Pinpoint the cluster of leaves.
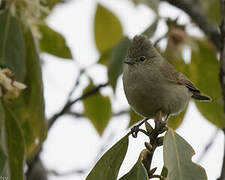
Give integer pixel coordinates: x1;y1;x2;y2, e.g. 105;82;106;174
86;127;207;180
0;0;72;179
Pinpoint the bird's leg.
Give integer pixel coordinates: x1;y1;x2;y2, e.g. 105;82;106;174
155;111;167;127
164;114;170;123
131;117;149;138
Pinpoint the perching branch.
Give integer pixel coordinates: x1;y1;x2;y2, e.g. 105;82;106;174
160;0;221;49
136;118;167;178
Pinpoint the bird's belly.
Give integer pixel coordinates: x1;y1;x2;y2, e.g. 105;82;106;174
123;80;191;118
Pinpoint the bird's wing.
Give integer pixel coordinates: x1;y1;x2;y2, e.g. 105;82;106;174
160;60;200;93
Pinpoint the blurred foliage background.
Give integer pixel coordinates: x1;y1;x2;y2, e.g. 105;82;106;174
0;0;224;179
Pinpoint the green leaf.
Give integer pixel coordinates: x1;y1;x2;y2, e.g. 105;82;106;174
6;30;47;157
163;128;207;180
83;80;112;135
119;159;148;180
167;107;187;130
108;37;130;90
86;134;129;180
189;40;225;128
39;24;72;59
0;102;7;176
4;105;25;180
160;166;168;178
94;4;123;53
129;108;142;127
0;145;7;175
0;11;26;81
98;48;112;66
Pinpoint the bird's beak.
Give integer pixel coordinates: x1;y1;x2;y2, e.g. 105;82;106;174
124;58;134;65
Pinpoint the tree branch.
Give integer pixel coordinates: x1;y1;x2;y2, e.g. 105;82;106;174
197;129;219;163
47;82;108;130
66;109;129;119
160;0;221;49
218;0;225;179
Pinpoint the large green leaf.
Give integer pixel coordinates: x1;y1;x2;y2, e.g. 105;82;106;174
94;4;123;53
119;159;148;180
39;24;72;59
86;134;129;180
82;80;112;135
4;105;25;180
189;40;225;128
108;37;130;90
163;128;207;180
6;30;47;157
0;11;26;81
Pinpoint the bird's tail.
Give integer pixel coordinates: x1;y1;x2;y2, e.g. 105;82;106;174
191;92;211;101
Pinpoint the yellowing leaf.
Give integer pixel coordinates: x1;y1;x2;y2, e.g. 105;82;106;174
39;25;72;59
94;4;123;53
86;134;129;180
83;80;112;135
163;128;207;180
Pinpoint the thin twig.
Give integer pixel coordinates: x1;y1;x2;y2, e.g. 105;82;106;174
47;82;108;130
159;0;220;49
66;109;129;118
66;68;85;101
197;129;219;163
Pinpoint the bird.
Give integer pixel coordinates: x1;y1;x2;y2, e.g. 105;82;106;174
122;35;211;137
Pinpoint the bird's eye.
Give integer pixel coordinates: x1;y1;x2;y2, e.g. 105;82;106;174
139;56;146;62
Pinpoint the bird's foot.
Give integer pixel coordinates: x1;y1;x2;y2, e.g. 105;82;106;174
131;125;139;138
130;117;149;138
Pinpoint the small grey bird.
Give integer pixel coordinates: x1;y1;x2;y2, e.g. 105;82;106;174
123;35;210;136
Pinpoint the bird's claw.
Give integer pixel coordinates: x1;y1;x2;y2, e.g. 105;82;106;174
131;125;139;138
